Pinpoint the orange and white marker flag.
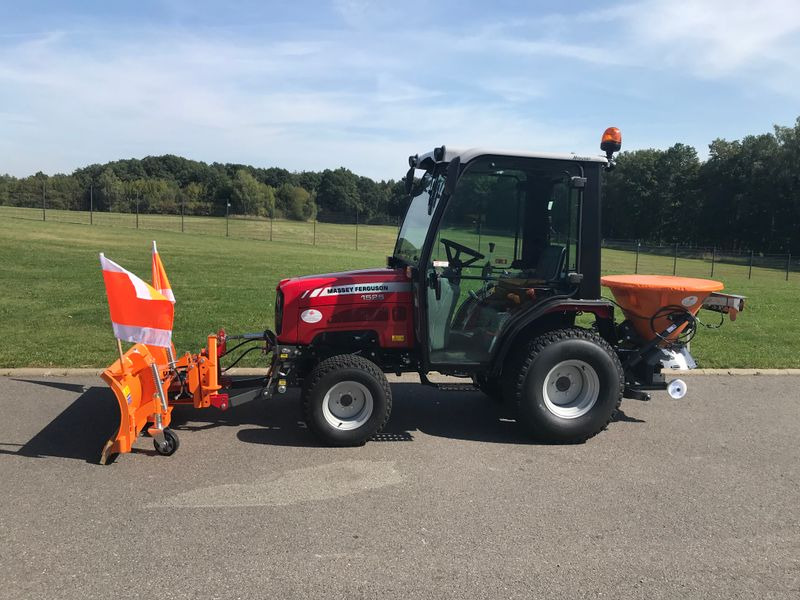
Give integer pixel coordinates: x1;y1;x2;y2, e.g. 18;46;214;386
100;253;174;347
151;241;175;303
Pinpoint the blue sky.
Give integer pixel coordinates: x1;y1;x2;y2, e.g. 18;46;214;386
1;0;799;180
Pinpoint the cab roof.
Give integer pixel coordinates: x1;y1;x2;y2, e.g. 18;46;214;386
413;146;608;170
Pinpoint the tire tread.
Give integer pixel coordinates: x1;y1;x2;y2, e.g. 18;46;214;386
512;327;624;442
301;354;392;445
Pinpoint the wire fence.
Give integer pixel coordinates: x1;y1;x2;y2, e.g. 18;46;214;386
2;203;798;283
0;204;402;255
602;239;799;282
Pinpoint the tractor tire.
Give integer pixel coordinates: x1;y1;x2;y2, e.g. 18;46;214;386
302;354;392;447
512;328;623;443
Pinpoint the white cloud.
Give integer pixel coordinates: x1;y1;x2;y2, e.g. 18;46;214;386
331;0;404;29
457;1;800;85
0;22;590;179
0;0;797;178
483;37;631;68
477;77;546;103
616;0;800;78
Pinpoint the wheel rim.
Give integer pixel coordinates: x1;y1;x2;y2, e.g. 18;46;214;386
541;359;600;419
321;381;374;431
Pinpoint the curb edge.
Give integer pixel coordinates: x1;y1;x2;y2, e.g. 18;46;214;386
2;367;800;378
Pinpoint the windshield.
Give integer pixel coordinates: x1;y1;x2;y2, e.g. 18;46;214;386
393;172;443;265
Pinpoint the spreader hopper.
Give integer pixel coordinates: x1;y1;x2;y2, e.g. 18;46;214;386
601;275;725;341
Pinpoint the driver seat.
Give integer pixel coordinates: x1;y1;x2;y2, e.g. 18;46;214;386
535;245;566;280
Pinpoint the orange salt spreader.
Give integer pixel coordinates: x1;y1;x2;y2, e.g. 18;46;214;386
601;274;745;399
602;275;724;341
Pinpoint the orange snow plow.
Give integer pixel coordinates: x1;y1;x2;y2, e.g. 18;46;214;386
97;243;275;464
99;333;230;464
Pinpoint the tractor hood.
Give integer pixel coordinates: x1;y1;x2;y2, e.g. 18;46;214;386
278;268;412;308
275;268;415;347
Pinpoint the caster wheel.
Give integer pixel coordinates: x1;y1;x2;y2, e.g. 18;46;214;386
154;428;180;456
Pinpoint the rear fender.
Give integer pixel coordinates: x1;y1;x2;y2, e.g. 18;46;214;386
488;298;615;377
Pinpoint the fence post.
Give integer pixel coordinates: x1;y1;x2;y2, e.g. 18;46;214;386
355;210;359;251
136;196;139;229
710;246;715;277
787;253;791;282
748;250;753;279
181;200;185;233
89;185;93;225
313;219;317;246
269;215;273;241
673;243;678;276
42;177;46;222
635;241;640;274
226;202;230;237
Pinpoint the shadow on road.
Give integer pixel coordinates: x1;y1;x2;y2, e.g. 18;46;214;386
612;408;646;423
0;381;278;463
1;380;647;462
0;385;119;463
12;378;91;394
233;383;646;448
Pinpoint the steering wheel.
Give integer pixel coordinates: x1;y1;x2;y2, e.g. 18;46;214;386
439;238;485;268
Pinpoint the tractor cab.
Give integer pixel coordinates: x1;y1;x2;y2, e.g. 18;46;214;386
393;147;607;371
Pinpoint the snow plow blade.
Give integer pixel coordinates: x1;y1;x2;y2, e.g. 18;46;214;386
99;334;223;464
99;343;173;464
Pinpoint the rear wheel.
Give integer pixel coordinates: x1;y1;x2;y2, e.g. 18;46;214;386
302;354;392;446
512;328;623;443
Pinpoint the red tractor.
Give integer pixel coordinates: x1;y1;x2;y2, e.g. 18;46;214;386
102;128;744;461
231;129;742;446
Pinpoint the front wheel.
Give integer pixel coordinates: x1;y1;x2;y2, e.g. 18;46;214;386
302;355;392;446
512;328;623;443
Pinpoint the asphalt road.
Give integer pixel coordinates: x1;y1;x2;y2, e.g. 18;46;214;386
1;375;798;599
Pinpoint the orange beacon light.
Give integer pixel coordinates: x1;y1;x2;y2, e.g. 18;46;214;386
601;127;622;159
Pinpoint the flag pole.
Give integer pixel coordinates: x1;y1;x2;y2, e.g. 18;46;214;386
116;338;126;373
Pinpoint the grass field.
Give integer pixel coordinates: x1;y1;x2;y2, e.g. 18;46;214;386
0;205;400;255
1;217;798;368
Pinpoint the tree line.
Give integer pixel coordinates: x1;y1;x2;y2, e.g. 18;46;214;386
0;156;408;225
604;117;800;253
1;117;798;251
